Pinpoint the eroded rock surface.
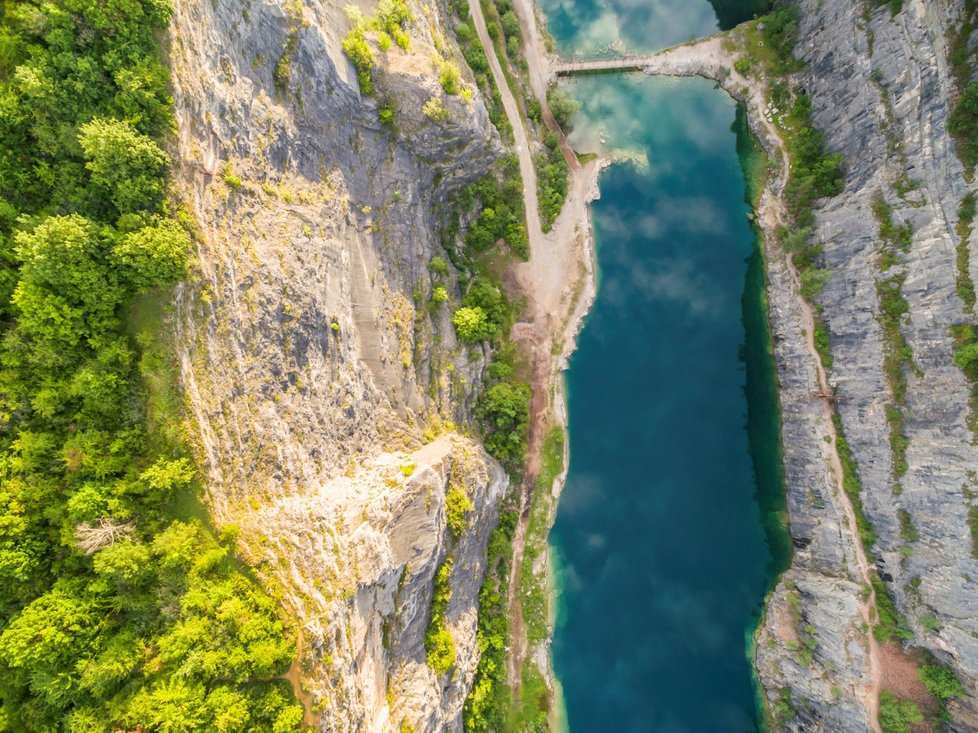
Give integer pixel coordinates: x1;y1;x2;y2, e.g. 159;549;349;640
757;0;978;729
167;0;507;729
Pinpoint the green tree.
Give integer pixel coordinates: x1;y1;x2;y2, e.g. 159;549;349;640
547;87;578;129
501;11;521;39
12;214;122;349
452;306;494;342
79;118;169;215
477;381;530;465
114;219;189;291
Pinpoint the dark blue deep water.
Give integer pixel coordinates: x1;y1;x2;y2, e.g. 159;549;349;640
543;2;789;732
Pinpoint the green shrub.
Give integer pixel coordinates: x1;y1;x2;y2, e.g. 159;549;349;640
342;28;375;95
379;98;397;128
440;59;462;95
547;86;578;130
452;306;494;341
477;382;530;466
536;147;569;232
445;486;474;537
879;692;923;733
919;661;964;700
430;256;450;276
423;96;450;121
425;560;456;674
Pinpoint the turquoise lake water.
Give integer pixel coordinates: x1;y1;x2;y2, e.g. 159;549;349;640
542;1;790;731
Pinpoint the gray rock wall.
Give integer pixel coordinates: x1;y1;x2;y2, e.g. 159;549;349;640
759;0;978;729
166;0;508;729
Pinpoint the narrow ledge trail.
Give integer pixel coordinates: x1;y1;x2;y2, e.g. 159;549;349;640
631;35;885;731
461;10;884;728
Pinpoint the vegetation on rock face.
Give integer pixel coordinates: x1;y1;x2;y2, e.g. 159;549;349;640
342;0;414;95
425;559;456;675
463;508;516;732
949;0;978;175
0;0;302;729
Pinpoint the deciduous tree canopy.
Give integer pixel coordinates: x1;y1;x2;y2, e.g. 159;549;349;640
0;0;301;729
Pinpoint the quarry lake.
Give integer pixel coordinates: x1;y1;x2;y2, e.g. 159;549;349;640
542;1;791;730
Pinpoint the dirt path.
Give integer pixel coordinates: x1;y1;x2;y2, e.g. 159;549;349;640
467;0;548;690
508;0;580;171
467;0;603;695
467;0;543;240
711;43;885;732
577;32;888;731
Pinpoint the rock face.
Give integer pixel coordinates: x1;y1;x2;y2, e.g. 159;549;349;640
757;0;978;729
166;0;507;729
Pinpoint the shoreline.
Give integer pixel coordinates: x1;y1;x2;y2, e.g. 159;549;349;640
524;23;882;731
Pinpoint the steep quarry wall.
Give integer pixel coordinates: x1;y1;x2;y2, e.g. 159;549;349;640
165;0;509;729
757;0;978;730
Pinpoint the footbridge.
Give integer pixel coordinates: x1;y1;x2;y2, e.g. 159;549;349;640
553;53;663;76
550;36;729;79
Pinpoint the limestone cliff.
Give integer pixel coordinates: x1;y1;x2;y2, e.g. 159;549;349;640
756;0;978;730
165;0;509;729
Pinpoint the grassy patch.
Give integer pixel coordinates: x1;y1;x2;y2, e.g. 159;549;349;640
507;658;550;733
519;426;565;645
948;0;978;175
956;192;977;311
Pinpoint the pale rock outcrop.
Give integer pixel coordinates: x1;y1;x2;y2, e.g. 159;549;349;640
165;0;508;729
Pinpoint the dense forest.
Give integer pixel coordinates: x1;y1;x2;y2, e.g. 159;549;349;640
0;0;302;730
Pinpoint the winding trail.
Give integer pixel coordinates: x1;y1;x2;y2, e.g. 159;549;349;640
467;0;543;241
621;33;885;731
466;0;600;695
464;7;884;726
